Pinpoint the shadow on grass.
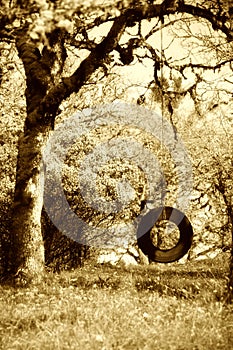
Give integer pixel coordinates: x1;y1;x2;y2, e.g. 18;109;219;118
45;256;229;302
134;268;227;280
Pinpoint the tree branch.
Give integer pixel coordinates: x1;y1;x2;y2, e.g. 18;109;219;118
180;3;232;40
121;2;232;40
175;58;233;74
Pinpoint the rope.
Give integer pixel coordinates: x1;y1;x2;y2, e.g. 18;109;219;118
160;15;165;211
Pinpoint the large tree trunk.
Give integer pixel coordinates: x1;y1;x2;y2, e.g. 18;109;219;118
11;126;50;284
226;225;233;303
227;248;233;303
10;35;53;285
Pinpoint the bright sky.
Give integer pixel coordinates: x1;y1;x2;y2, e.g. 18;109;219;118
74;9;232;111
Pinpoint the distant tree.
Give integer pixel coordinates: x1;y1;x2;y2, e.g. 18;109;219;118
0;0;232;297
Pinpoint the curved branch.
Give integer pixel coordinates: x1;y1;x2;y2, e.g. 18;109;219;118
180;3;232;40
76;1;232;41
123;2;232;40
176;58;233;73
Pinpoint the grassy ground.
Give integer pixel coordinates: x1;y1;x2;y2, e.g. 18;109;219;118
0;256;232;350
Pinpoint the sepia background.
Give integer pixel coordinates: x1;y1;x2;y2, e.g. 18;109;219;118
0;0;232;349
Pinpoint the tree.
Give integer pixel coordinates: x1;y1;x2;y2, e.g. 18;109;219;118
0;0;232;291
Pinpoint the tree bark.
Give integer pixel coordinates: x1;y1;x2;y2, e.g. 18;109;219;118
227;246;233;303
11;126;50;285
215;175;233;303
226;219;233;303
11;36;52;285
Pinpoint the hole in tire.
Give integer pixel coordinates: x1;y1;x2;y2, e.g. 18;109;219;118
150;220;180;250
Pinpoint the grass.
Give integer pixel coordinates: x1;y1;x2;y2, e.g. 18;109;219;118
0;256;232;350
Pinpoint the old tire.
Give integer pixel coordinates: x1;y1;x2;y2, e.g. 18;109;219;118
137;206;193;263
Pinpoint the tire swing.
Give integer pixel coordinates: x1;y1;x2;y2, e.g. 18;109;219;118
136;19;193;263
137;206;193;263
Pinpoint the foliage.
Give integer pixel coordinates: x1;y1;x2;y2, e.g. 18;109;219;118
170;98;233;260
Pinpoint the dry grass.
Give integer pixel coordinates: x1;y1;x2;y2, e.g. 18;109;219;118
0;257;232;350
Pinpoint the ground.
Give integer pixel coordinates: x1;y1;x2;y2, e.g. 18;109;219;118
0;254;232;349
